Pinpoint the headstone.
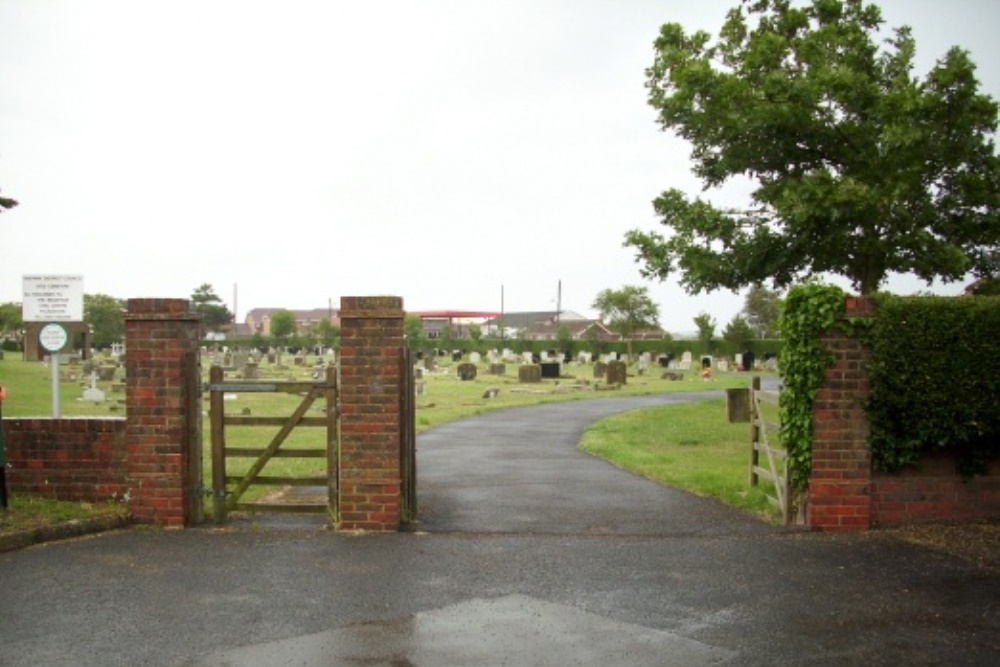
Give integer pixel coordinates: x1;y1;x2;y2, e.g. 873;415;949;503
518;365;542;383
415;381;426;396
469;352;481;364
489;363;506;376
637;357;649;376
661;371;684;381
523;351;534;365
482;387;499;399
82;371;105;402
424;355;437;371
680;351;692;370
743;351;756;372
717;359;729;372
457;363;477;381
606;360;627;385
540;362;560;379
593;361;607;379
243;362;260;380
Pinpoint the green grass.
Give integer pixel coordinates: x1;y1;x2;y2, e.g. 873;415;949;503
1;354;777;520
580;398;781;522
0;495;127;535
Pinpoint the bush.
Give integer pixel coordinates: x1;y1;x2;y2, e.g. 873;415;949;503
866;295;1000;477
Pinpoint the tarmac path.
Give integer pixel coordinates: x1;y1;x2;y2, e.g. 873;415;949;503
1;391;998;666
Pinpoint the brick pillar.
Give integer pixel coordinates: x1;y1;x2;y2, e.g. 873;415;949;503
807;296;874;531
338;296;404;531
125;298;202;526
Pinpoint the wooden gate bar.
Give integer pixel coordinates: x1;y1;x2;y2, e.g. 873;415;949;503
210;365;227;523
325;365;339;521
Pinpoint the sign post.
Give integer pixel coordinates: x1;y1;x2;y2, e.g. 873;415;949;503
39;323;69;417
22;275;84;417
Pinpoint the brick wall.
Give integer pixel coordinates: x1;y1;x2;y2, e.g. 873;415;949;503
808;296;1000;530
871;453;1000;527
2;299;202;527
338;296;404;531
3;418;128;502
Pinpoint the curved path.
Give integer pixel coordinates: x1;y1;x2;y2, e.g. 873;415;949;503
1;391;997;667
416;391;770;537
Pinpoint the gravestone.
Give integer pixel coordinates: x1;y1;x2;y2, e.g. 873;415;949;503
717;359;729;372
606;360;627;385
518;364;542;383
680;351;692;370
243;362;260;380
469;352;481;364
540;362;560;379
522;351;534;365
743;351;756;372
489;363;506;376
82;371;105;402
593;361;607;379
457;363;477;381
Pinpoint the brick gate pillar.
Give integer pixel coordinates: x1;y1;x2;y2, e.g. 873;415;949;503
807;297;874;531
125;298;202;526
338;296;405;531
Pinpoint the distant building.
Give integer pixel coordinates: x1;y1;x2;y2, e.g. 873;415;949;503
244;308;340;336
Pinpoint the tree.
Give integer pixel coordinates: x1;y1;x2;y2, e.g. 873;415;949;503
742;285;782;338
84;294;125;349
0;301;24;346
0;188;16;213
404;314;425;350
591;285;661;359
693;312;716;350
723;314;756;351
625;0;1000;296
269;309;296;340
190;283;233;334
311;319;339;350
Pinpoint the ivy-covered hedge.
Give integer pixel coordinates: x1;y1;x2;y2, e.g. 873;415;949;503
780;285;1000;490
866;295;1000;477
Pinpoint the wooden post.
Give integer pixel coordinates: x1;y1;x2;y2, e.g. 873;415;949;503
748;376;761;487
326;364;339;522
210;365;227;523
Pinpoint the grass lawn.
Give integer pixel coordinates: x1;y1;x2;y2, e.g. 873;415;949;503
580;398;781;522
1;353;777;529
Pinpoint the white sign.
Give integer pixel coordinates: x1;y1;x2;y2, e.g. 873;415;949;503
22;275;84;322
39;322;69;352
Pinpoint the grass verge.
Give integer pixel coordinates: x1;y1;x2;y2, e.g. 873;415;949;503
580;398;781;522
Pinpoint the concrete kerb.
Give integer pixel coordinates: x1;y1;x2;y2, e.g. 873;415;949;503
0;512;133;553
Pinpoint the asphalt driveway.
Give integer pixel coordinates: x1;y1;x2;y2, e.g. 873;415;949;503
1;391;997;666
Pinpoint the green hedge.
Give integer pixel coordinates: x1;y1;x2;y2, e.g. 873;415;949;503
866;295;1000;477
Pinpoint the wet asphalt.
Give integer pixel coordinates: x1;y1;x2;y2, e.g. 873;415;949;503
1;390;998;666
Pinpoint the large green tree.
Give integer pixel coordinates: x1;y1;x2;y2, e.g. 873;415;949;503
190;283;233;334
625;0;1000;296
269;309;296;340
84;294;125;349
591;285;661;359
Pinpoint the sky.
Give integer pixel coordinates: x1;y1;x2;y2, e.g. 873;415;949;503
1;0;998;335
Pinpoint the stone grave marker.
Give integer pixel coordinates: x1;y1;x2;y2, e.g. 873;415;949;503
82;371;105;402
606;360;627;385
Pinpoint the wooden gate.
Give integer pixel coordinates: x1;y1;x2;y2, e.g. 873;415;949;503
748;376;793;524
207;364;338;522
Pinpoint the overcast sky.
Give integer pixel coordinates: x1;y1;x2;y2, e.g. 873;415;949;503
1;0;998;334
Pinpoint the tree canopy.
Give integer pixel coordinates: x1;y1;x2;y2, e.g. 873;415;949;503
190;283;233;333
0;187;16;213
84;294;125;348
625;0;1000;296
591;285;661;358
269;309;296;339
